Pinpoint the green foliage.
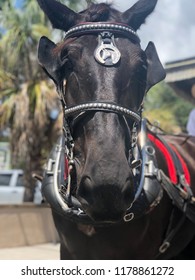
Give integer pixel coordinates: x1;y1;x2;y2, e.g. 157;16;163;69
0;0;4;9
0;0;51;82
0;0;68;200
57;0;87;11
143;81;194;133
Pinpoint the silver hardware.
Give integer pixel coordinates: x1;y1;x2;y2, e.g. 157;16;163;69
95;34;121;66
159;241;170;253
124;212;134;222
145;145;155;156
131;159;142;169
46;159;55;175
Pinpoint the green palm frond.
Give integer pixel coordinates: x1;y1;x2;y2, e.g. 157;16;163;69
31;24;51;39
0;0;52;80
0;93;18;128
0;70;16;93
0;0;77;200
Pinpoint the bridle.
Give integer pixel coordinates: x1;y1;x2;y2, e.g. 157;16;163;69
42;22;152;224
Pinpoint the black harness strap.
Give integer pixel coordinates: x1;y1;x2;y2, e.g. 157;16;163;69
146;130;195;257
156;207;187;258
154;167;195;257
158;169;195;222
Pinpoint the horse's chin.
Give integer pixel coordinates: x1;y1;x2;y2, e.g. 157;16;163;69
90;214;123;224
79;200;125;224
87;213;124;224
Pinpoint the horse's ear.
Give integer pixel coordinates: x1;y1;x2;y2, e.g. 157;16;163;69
38;36;64;84
37;0;81;31
122;0;158;30
145;41;166;93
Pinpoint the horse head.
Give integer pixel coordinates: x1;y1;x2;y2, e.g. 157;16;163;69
38;0;165;223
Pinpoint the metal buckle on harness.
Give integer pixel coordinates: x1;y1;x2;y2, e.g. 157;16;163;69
159;241;170;254
123;212;134;222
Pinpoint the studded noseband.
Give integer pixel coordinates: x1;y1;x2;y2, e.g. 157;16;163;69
65;102;141;123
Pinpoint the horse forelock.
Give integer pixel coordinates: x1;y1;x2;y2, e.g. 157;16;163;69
79;2;122;22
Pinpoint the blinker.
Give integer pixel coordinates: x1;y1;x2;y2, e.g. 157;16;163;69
94;31;121;66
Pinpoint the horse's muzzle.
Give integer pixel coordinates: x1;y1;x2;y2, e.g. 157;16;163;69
77;175;134;222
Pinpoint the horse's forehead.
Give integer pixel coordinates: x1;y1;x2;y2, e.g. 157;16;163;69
69;36;142;65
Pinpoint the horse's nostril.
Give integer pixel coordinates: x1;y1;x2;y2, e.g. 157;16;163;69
82;176;93;190
78;176;94;202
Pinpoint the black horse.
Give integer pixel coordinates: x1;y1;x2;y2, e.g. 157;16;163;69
37;0;195;259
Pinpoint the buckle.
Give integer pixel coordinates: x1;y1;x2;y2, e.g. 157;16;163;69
159;241;170;253
123;212;134;222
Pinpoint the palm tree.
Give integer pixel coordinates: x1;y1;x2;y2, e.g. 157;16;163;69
0;0;4;9
0;0;87;201
0;0;62;201
0;0;50;82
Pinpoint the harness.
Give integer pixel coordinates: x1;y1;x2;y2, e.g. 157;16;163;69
41;22;195;257
147;130;195;256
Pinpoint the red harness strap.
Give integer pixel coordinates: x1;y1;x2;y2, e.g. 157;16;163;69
148;133;177;184
148;133;191;186
169;144;191;185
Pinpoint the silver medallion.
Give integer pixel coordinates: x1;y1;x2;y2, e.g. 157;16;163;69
94;33;121;66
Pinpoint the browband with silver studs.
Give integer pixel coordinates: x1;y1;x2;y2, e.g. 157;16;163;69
65;22;140;43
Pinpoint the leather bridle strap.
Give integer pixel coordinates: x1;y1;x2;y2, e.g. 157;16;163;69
64;22;140;43
65;102;141;123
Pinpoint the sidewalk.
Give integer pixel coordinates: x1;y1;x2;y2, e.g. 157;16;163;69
0;243;60;260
